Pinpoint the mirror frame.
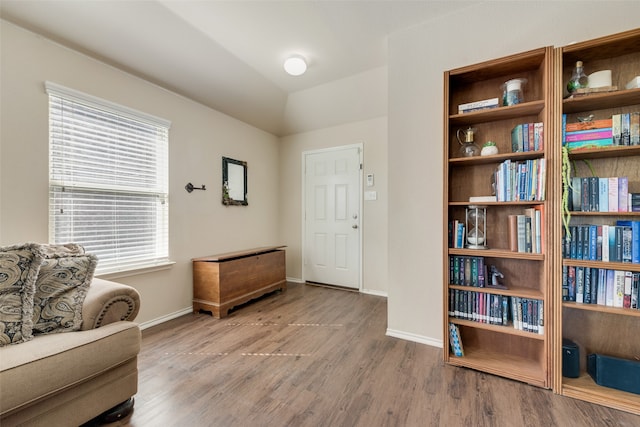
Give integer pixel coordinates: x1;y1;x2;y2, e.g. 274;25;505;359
222;156;248;206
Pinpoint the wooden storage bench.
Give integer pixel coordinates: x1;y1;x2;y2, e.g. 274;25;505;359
192;246;286;318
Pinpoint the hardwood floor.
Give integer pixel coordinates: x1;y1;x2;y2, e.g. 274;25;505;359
117;282;639;426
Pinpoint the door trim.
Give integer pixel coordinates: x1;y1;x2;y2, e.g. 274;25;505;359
301;143;363;291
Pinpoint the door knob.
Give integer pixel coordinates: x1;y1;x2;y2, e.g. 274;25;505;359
352;224;358;229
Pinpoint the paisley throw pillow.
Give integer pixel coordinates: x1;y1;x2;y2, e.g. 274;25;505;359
32;245;97;335
0;243;44;345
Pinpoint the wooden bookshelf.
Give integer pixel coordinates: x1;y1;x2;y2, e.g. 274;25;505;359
443;47;554;388
552;28;640;415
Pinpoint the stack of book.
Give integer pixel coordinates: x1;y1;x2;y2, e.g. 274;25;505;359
562;267;640;309
457;97;499;114
562;112;640;149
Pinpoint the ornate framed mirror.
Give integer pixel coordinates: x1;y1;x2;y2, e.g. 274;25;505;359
222;157;248;206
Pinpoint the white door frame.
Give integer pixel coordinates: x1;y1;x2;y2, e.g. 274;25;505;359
301;143;363;290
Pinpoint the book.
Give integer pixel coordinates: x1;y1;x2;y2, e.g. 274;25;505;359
597;269;607;305
468;195;497;203
598;178;609;212
566;138;614;150
516;215;526;253
448;323;464;357
621;113;630;145
624;271;633;308
576;266;585;303
606;269;615;306
564;128;612;142
568;266;576;302
565;118;612;132
632;272;639;309
618;176;628;212
508;215;518;252
571;177;582;211
602;225;610;262
632;221;640;264
458;97;499;114
608;177;619;212
613;113;622;145
613;270;625;307
631;112;640;145
534;206;542;254
589;176;599;212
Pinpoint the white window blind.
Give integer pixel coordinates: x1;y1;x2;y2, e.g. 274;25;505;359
46;82;170;275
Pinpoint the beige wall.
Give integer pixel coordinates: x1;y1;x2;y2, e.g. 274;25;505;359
0;21;281;325
387;1;640;345
279;116;388;295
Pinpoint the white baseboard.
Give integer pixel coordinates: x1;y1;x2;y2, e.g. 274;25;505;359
139;307;192;330
286;276;304;283
386;328;443;348
361;288;388;298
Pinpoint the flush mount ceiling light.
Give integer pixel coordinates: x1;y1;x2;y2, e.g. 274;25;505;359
283;55;307;76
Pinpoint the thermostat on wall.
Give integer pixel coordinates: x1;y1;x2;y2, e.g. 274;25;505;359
366;173;374;187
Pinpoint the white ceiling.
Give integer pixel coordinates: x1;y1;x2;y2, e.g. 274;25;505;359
0;0;479;135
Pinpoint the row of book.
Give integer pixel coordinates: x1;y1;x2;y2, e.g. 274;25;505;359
562;267;640;309
448;289;544;334
508;207;544;254
494;158;546;202
562;222;640;264
511;122;544;152
568;176;639;213
449;256;487;287
561;112;640;150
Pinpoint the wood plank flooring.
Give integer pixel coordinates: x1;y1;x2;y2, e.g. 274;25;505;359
117;282;640;426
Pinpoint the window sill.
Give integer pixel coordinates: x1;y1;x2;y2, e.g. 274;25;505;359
96;261;176;280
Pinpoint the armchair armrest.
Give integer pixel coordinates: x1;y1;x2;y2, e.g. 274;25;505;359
81;278;141;330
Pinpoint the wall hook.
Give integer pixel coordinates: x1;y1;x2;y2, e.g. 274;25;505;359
185;182;206;193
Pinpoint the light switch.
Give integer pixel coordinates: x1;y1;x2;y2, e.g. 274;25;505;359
364;191;377;201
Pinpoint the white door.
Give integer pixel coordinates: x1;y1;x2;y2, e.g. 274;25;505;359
304;145;361;289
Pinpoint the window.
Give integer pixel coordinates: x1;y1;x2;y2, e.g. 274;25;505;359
46;82;170;275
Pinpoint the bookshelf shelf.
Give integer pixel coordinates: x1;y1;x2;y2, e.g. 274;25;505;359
562;258;640;272
449;201;545;207
567;210;640;217
567;145;640;160
449;100;545;126
449;149;543;165
553;28;640;415
562;301;640;317
562;374;640;415
562;87;640;113
450;318;545;340
449;248;544;261
448;347;547;388
449;284;543;299
443;46;553;389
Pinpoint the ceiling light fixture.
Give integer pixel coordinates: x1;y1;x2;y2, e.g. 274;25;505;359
284;55;307;76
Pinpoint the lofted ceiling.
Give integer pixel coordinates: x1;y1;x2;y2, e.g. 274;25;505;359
0;0;479;136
